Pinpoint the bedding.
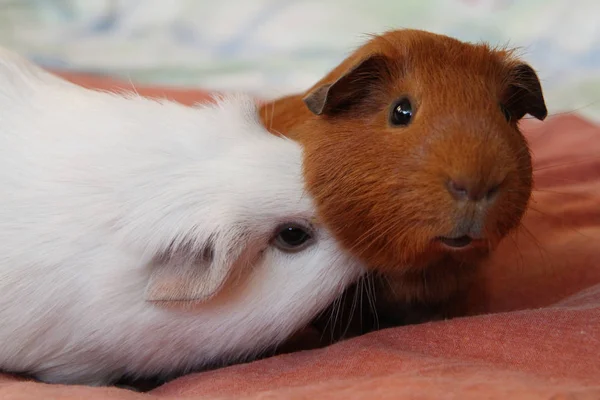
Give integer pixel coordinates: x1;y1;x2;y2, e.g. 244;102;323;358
0;76;598;399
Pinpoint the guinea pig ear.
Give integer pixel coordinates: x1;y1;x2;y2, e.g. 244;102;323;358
505;63;548;121
303;54;389;116
144;237;245;303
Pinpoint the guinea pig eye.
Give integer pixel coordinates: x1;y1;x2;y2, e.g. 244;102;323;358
390;97;413;126
273;223;314;253
500;103;512;123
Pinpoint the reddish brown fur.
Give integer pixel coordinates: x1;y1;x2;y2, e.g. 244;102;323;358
259;29;546;329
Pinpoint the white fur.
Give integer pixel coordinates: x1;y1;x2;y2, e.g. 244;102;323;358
0;47;364;385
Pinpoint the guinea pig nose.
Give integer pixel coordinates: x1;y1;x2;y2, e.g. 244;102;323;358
447;178;501;202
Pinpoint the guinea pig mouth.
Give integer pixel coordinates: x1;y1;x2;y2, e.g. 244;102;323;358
436;235;474;249
435;235;490;253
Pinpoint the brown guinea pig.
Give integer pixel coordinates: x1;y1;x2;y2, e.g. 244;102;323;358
259;29;548;340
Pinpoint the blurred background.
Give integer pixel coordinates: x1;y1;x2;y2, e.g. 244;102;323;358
0;0;598;121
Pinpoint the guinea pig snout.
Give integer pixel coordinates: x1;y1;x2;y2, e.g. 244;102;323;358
436;174;506;250
446;176;502;202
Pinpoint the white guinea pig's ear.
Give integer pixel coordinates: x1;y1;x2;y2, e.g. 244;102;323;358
302;54;390;116
144;238;242;303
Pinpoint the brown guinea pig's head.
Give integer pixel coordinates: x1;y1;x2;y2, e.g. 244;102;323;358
294;29;547;282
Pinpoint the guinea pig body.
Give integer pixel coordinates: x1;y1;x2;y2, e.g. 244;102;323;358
0;48;363;385
260;29;547;334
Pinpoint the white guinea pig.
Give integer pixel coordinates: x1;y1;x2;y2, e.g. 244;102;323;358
0;48;364;386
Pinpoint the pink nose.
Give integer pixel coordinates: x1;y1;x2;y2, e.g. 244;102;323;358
447;178;501;202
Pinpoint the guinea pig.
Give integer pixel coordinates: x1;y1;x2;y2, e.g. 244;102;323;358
259;29;548;338
0;47;364;385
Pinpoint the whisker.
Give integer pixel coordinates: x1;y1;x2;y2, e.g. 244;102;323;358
380;273;400;299
526;205;596;241
341;278;362;339
364;273;379;331
523;100;600;120
534;157;600;172
518;223;548;262
532;188;600;197
507;229;525;276
533;176;596;185
320;295;340;344
517;223;563;280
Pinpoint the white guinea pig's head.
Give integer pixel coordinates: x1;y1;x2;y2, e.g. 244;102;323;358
129;95;365;308
78;93;367;370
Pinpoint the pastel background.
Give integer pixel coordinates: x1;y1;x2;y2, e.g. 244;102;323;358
0;0;598;122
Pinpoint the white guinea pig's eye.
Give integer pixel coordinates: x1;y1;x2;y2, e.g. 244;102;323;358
390;97;413;126
273;223;314;253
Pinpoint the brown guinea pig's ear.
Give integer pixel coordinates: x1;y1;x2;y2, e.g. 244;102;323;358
144;234;255;303
303;54;389;116
505;63;548;121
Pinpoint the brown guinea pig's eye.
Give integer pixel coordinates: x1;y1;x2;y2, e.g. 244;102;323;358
390;98;413;126
500;103;512;123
